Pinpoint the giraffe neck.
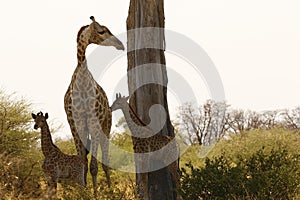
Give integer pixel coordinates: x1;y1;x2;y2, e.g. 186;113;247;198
123;103;146;127
71;26;95;86
120;102;153;138
40;122;58;157
77;42;88;65
77;26;90;65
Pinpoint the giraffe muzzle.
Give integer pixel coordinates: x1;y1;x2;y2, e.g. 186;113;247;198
103;36;125;50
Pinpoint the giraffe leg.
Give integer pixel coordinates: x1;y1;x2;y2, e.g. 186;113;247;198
101;111;112;187
99;132;111;187
70;118;89;183
89;134;100;195
74;158;87;187
46;176;57;199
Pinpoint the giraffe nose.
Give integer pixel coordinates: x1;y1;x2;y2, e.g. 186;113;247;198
104;36;125;50
34;125;38;129
116;42;125;50
117;41;125;50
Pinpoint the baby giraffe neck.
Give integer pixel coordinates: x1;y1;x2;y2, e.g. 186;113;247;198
120;103;153;149
128;104;147;127
120;103;142;126
40;123;57;157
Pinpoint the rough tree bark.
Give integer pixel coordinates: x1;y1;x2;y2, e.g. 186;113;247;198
127;0;177;199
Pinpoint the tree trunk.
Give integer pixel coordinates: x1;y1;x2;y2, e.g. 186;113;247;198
127;0;177;199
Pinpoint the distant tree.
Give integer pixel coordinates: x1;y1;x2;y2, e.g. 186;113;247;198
177;103;203;145
260;110;280;130
225;109;281;134
225;109;260;133
177;100;227;145
176;102;290;146
282;107;300;132
203;100;228;145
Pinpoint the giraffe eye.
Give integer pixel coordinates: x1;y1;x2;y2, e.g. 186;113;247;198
98;31;105;35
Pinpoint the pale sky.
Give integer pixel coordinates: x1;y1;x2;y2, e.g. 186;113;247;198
1;0;300;137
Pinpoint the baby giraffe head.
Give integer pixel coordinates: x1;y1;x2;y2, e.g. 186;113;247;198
32;112;48;130
110;93;129;112
77;16;124;50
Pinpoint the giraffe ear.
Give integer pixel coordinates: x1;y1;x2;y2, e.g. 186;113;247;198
32;113;36;119
45;113;49;119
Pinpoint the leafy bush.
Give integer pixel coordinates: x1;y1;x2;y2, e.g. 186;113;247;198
180;146;300;199
0;90;44;199
208;129;300;160
110;131;134;170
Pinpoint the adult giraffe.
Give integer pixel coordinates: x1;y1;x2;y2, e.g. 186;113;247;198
64;16;124;192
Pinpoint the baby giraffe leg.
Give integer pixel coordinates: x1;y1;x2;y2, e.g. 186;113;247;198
47;177;57;199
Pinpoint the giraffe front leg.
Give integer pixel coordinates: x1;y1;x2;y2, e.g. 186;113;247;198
68;118;89;183
73;119;88;158
99;132;111;187
73;157;87;187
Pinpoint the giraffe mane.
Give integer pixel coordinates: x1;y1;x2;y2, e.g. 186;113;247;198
77;25;89;43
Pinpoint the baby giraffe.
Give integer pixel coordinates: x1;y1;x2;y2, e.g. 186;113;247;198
110;93;180;200
32;112;86;197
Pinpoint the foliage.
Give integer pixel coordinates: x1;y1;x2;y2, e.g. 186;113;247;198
55;137;77;154
110;131;134;171
208;129;300;161
179;129;300;199
0;88;136;199
58;170;136;200
0;90;43;199
180;147;299;199
1;89;300;199
55;133;136;199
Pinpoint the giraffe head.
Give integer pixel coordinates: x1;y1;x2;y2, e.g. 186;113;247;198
110;93;129;111
32;112;48;130
77;16;124;50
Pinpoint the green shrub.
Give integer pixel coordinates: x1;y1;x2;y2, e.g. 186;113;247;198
179;146;300;199
0;90;44;199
